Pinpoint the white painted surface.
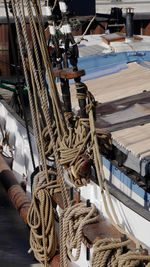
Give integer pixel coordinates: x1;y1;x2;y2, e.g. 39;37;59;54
0;101;39;190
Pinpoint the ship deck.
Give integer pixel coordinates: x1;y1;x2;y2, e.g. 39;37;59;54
65;61;150;182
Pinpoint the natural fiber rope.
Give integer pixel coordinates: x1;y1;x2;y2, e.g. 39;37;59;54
117;251;150;267
12;0;70;208
72;15;96;46
32;169;57;193
92;238;130;267
88;102;141;249
29;0;71;208
27;179;61;266
92;238;150;267
12;1;150;266
59;202;99;267
11;0;42;168
31;0;67;138
15;0;49;180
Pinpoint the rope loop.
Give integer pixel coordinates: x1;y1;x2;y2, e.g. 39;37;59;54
32;169;57;193
42;123;59;157
92;238;150;267
60;202;100;266
92;238;131;267
117;251;150;267
27;180;61;266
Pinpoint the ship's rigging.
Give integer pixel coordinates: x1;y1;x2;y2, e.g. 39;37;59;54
2;0;150;266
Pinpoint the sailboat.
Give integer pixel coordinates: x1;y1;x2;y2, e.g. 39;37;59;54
1;0;150;266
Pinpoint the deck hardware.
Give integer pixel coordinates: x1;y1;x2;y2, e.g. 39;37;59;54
75;188;80;204
70;186;74;200
86;199;91;261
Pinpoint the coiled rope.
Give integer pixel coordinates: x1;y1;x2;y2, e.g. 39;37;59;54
27;179;61;266
11;1;150;266
92;238;150;267
60;202;99;267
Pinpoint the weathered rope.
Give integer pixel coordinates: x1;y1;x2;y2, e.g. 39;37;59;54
92;238;130;267
29;0;71;208
92;238;150;267
59;202;99;267
27;179;61;266
32;168;57;193
117;251;150;267
11;0;42;169
12;0;70;207
88;101;141;249
12;1;149;265
72;15;96;46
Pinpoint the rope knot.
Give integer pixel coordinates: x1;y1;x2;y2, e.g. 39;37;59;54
60;202;99;266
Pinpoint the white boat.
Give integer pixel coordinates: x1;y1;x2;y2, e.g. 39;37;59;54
1;1;150;266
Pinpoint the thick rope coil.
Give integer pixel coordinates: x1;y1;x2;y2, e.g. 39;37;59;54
12;1;148;265
32;171;47;193
59;202;100;267
59;119;90;166
92;238;150;267
32;168;57;193
117;251;150;267
27;180;61;267
92;238;131;267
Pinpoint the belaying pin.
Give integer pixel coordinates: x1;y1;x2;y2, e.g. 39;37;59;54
75;189;80;204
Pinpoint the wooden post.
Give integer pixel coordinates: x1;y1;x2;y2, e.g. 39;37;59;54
0;154;31;224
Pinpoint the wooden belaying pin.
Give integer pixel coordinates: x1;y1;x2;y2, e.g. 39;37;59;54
86;199;91;261
75;189;80;204
57;177;60;184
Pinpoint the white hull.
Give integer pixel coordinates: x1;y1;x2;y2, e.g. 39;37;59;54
0;98;150;266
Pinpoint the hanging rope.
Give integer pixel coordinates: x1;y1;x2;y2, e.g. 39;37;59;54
32;168;57;193
92;238;150;267
88;93;141;249
72;15;96;46
11;1;150;266
27;180;61;266
59;202;99;267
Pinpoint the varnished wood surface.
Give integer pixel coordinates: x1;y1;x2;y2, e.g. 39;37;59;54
53;68;85;79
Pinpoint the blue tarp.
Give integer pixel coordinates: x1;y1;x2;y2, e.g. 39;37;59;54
56;50;150;83
76;51;150;81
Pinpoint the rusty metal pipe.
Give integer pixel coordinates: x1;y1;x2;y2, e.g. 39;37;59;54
0;154;31;224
